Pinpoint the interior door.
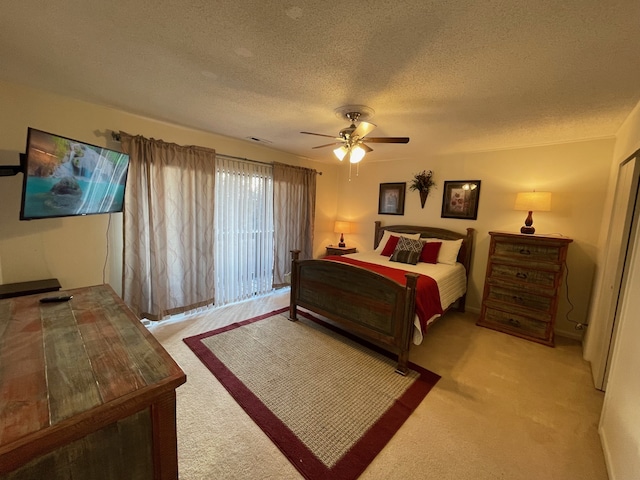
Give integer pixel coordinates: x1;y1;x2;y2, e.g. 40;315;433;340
586;152;640;390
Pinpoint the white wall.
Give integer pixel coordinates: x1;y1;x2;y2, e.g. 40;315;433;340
597;99;640;480
0;81;337;295
584;101;640;371
330;139;615;339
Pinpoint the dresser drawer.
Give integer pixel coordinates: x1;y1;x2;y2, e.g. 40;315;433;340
494;240;562;262
481;307;550;341
485;283;553;313
480;232;572;346
489;263;558;288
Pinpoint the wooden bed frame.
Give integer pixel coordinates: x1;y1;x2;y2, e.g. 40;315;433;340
289;221;475;374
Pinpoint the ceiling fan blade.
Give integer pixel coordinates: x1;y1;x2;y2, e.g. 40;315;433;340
360;143;374;153
351;121;376;139
364;137;410;144
312;142;341;149
300;131;338;139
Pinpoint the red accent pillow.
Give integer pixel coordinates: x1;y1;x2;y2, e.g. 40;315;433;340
381;235;400;256
420;242;442;264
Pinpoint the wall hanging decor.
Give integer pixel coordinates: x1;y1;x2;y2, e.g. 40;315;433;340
409;170;436;208
378;182;406;215
441;180;481;220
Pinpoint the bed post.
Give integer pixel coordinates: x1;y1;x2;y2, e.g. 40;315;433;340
456;227;475;312
374;221;382;249
289;250;300;321
396;272;419;375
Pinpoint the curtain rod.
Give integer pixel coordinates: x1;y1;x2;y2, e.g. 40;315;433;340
111;131;322;175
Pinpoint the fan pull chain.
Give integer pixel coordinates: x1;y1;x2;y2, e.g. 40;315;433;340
347;162;361;182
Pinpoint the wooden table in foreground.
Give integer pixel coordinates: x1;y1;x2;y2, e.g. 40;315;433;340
0;285;186;480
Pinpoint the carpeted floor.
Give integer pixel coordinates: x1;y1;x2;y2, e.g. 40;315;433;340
183;308;439;479
149;290;609;480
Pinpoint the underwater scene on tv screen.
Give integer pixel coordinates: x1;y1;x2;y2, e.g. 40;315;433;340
22;129;129;219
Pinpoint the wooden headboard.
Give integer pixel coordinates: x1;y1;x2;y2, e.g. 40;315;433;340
373;221;475;277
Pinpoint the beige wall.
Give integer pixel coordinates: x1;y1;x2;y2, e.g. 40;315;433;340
0;81;337;294
0;79;615;339
329;139;615;339
596;99;640;480
3;76;637;479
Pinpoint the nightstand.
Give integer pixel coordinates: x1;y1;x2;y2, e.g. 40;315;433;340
477;231;572;346
325;245;357;256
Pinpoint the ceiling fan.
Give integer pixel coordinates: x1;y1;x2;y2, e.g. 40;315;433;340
301;107;410;164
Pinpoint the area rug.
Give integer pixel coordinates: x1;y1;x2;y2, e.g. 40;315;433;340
183;307;440;480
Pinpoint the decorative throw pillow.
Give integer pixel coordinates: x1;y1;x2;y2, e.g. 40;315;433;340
420;241;441;264
426;238;463;265
375;230;421;253
390;236;424;265
380;235;400;256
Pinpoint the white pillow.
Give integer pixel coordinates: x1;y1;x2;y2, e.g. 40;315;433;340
375;230;421;253
426;238;463;265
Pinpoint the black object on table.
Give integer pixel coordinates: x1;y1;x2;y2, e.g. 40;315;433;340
0;278;62;299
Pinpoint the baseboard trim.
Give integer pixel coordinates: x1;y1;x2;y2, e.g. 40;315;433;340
555;328;584;341
465;305;480;315
599;425;615;480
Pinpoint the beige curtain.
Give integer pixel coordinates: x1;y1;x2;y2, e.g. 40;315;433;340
273;162;316;286
119;133;216;320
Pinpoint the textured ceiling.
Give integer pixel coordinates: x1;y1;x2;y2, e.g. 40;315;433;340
2;0;640;163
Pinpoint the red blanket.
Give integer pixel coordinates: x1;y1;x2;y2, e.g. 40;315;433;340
325;256;443;332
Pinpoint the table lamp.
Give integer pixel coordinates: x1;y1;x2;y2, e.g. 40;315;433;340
334;221;351;247
514;191;551;234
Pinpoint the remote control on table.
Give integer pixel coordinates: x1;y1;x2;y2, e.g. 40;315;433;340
39;295;73;303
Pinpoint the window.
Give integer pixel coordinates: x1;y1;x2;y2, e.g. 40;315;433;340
214;157;274;305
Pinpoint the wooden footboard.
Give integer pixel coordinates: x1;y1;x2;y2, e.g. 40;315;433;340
289;223;474;375
289;250;418;374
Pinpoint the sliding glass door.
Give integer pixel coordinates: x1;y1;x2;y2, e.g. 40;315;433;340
214;157;274;305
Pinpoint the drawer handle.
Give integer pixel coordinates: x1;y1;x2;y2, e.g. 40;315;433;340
508;318;521;327
512;296;524;304
519;249;531;255
515;272;528;279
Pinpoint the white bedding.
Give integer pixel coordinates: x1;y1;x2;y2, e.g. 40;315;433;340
341;250;467;344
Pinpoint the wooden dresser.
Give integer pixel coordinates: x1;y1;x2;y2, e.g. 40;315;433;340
477;231;573;346
0;284;186;479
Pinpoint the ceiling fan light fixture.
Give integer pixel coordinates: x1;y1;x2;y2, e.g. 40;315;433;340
301;106;408;167
350;145;366;164
333;145;348;161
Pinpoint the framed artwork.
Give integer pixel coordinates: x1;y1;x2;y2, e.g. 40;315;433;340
378;182;406;215
441;180;481;220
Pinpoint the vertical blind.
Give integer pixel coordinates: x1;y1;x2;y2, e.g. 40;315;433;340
214;157;274;305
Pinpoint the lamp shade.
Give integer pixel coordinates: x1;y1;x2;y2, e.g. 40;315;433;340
349;145;366;164
514;191;551;212
334;221;351;234
333;145;348;161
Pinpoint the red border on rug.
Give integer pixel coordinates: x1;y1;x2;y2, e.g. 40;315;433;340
183;307;440;480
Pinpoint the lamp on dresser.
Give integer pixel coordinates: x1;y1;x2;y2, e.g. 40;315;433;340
334;221;351;247
514;191;551;234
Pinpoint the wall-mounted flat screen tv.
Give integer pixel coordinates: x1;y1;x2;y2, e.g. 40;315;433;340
20;128;130;220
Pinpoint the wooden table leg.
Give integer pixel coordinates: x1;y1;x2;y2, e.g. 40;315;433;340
151;390;179;480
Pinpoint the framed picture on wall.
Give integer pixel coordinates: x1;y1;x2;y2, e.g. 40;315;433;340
378;182;406;215
441;180;481;220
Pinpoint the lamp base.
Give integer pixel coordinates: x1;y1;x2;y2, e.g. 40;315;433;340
338;242;346;247
520;226;535;234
